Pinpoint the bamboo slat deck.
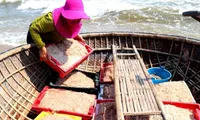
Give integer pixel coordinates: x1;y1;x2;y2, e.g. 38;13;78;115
112;45;162;119
117;59;161;116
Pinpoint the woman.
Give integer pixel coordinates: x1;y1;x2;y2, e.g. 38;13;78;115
27;0;90;61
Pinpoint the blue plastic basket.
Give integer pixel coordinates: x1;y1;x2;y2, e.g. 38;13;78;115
147;67;172;84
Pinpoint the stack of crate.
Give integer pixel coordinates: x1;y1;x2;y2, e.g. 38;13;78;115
31;39;98;120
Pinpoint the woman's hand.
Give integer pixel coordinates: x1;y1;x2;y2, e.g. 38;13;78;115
74;34;85;42
40;46;47;61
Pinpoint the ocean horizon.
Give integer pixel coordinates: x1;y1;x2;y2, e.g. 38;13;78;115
0;0;200;53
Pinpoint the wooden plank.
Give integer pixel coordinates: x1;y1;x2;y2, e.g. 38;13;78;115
112;45;124;120
126;60;140;113
147;90;159;111
118;61;127;113
134;60;154;111
120;60;134;113
135;57;159;112
135;59;160;111
127;60;142;112
133;45;167;120
128;59;161;115
121;60;131;112
123;60;135;113
124;111;161;116
130;60;148;112
114;46;164;117
117;53;136;56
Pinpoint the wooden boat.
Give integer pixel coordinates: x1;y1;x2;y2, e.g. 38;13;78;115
0;31;200;120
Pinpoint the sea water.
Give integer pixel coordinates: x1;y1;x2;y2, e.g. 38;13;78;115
0;0;200;51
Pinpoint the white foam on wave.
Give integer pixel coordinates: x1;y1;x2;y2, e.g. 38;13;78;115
0;32;26;46
1;0;200;47
83;0;134;18
17;0;134;18
0;0;20;3
17;0;53;10
16;0;200;18
17;0;133;17
42;1;65;13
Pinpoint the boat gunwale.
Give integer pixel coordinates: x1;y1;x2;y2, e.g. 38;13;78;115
81;31;200;43
0;44;36;61
1;32;200;61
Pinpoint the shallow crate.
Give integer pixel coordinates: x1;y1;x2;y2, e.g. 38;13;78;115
163;101;200;120
49;70;99;95
32;86;96;120
42;40;93;78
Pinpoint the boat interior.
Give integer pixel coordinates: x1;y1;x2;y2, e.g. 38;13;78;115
0;31;200;119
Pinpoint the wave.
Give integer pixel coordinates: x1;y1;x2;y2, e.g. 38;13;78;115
16;0;200;18
1;0;200;47
93;7;182;23
17;0;64;11
0;0;21;4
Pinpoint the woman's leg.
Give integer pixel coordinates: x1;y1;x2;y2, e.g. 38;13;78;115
26;31;34;44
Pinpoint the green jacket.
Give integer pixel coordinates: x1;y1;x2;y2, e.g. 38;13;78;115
29;12;65;48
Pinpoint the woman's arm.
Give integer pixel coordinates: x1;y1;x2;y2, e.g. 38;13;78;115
29;12;55;60
29;12;55;49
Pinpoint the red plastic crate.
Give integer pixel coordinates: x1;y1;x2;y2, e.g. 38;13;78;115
99;62;114;84
42;41;93;78
96;99;115;104
163;101;200;120
32;86;96;120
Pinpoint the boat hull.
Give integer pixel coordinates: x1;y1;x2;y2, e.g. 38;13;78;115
0;32;200;119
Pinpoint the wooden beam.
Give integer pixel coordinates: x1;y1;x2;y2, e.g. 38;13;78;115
133;45;167;120
112;45;124;120
124;111;161;116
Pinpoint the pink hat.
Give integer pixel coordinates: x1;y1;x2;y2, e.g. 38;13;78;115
61;0;90;20
53;0;89;38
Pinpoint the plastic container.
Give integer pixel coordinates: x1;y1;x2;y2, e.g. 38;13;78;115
163;101;200;120
32;86;96;120
42;41;93;78
99;62;114;84
147;66;172;84
34;112;82;120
